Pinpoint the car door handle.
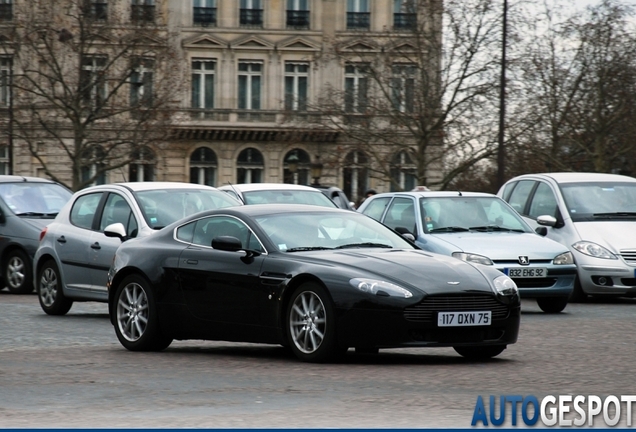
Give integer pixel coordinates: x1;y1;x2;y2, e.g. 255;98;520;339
185;259;198;265
91;242;101;250
56;236;66;244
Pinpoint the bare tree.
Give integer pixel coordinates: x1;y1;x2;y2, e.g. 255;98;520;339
1;0;182;191
295;0;509;193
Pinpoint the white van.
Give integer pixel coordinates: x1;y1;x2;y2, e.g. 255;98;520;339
498;172;636;300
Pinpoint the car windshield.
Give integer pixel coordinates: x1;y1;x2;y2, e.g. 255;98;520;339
243;189;338;207
561;182;636;221
420;196;532;233
0;182;72;216
255;211;416;252
135;189;241;229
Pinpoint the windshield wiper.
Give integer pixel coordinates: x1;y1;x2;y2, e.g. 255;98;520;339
15;212;47;217
428;226;469;233
593;212;636;219
334;242;393;249
468;225;525;233
286;246;334;252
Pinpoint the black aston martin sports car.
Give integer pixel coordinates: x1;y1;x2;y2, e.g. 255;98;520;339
106;204;521;363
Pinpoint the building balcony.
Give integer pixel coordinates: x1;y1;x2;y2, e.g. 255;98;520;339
346;12;370;30
240;9;263;28
193;7;216;26
131;5;155;23
286;10;310;29
394;13;416;30
0;4;12;21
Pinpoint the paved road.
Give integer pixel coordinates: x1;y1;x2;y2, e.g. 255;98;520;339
1;291;635;428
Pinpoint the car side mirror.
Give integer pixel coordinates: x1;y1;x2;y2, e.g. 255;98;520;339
535;226;548;236
536;215;557;227
104;223;127;241
394;227;415;242
212;235;262;259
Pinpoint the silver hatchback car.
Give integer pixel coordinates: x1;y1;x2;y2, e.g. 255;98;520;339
357;191;576;312
34;182;241;315
498;172;636;300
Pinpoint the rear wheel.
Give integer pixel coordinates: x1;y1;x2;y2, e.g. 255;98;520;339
286;282;338;363
537;297;569;313
454;345;506;360
114;274;172;351
37;260;73;315
5;249;33;294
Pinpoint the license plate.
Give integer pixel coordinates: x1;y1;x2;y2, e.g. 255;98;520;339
438;311;491;327
506;267;547;278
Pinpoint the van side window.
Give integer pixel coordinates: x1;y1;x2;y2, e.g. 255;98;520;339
506;180;536;215
528;182;558;219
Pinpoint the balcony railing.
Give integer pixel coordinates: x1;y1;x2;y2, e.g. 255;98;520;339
193;7;216;26
240;9;263;27
131;4;155;23
0;4;13;21
286;10;309;29
346;12;370;30
86;3;108;21
394;13;416;30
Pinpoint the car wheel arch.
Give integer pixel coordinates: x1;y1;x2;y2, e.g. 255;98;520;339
278;274;332;335
108;268;152;323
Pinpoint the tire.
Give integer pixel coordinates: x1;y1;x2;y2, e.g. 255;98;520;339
286;282;338;363
113;274;172;352
37;260;73;315
454;345;506;360
537;296;569;313
5;249;33;294
569;278;588;303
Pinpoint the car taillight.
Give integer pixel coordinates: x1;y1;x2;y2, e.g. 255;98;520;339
39;227;48;242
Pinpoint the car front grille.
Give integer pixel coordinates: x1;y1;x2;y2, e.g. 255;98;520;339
620;250;636;264
511;277;557;288
404;294;509;323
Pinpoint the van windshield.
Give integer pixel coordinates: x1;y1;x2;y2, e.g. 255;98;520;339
561;182;636;221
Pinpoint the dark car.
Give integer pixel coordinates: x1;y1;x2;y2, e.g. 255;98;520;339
0;175;72;293
106;204;521;363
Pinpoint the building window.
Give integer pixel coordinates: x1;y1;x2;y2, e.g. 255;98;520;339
394;0;416;30
0;58;11;107
284;62;308;111
390;151;416;191
391;64;415;113
130;57;154;107
286;0;309;29
238;62;262;110
131;0;155;23
0;146;8;175
129;146;155;181
284;149;311;185
81;145;107;186
347;0;370;30
344;64;368;113
191;60;215;109
190;147;217;186
193;0;216;26
0;0;12;21
343;151;369;204
80;56;107;107
240;0;263;28
237;147;263;183
84;0;108;21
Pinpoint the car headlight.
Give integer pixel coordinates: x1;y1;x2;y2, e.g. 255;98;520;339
572;241;617;260
350;278;413;298
452;252;494;266
493;275;518;296
553;251;574;265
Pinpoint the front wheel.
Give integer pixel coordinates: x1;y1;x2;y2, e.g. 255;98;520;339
537;297;569;313
5;249;33;294
38;260;73;315
286;282;338;363
113;274;172;352
454;345;506;360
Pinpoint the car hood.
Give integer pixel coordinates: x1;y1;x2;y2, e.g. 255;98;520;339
293;249;496;295
573;221;636;252
430;231;568;260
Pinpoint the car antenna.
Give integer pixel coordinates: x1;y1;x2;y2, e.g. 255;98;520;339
227;182;246;204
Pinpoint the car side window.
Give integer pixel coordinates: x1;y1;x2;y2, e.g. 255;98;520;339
69;192;103;230
384;197;416;234
528;182;558;219
99;194;139;238
506;180;536;215
360;197;390;221
192;216;264;252
176;221;195;243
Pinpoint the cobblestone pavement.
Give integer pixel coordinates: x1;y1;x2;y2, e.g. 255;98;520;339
0;291;635;428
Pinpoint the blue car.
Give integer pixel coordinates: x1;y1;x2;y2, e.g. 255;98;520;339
357;191;577;313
